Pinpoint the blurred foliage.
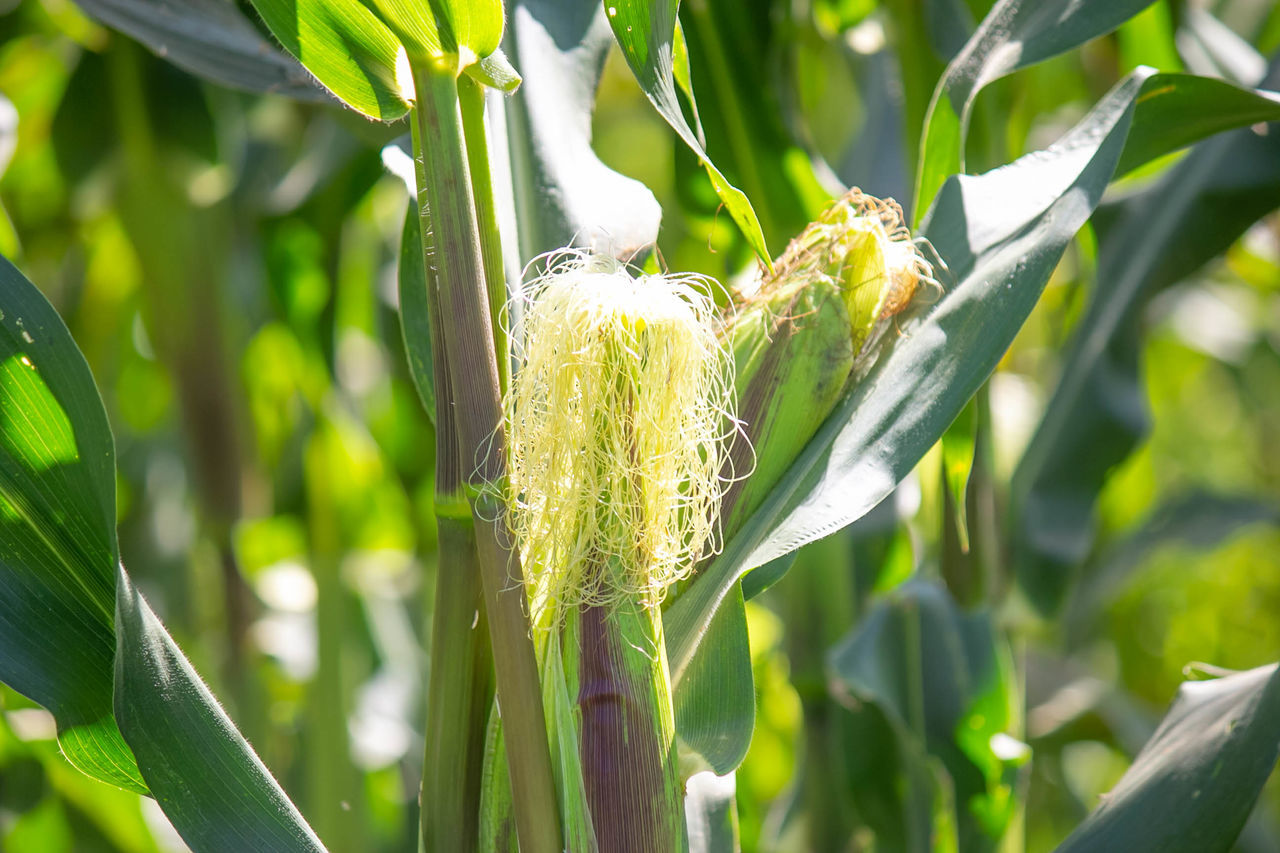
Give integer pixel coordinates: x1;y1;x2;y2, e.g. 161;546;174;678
0;0;1278;850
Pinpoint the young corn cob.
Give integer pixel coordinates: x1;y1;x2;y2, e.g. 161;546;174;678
479;190;932;850
719;188;936;537
481;251;737;852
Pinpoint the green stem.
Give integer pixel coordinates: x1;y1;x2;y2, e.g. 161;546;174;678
411;63;562;853
305;450;361;851
412;127;495;846
458;75;510;399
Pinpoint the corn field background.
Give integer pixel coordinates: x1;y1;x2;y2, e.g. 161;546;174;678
0;0;1279;851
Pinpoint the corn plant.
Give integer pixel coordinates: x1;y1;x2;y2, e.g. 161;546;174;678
0;0;1279;851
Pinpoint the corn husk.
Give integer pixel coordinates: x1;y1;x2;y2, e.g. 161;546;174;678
481;252;735;852
719;188;934;536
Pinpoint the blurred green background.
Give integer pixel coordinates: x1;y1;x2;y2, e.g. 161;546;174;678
0;0;1278;850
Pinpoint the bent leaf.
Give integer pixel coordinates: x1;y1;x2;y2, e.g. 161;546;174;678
248;0;412;120
502;0;662;261
666;67;1280;708
0;257;324;850
913;0;1158;219
1013;67;1280;613
70;0;329;102
1056;664;1280;852
0;255;145;794
605;0;772;267
116;569;327;852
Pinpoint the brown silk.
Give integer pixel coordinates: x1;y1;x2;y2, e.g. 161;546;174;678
880;267;921;319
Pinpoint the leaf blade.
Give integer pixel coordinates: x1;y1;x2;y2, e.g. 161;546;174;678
115;568;327;852
606;0;772;266
1013;66;1280;613
666;69;1280;689
1056;664;1280;852
913;0;1159;219
247;0;412;120
0;257;325;848
70;0;329;102
0;255;145;794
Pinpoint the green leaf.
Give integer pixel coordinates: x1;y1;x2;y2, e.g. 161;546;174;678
605;0;772;266
665;68;1280;695
676;0;831;258
363;0;503;68
1111;74;1280;177
673;584;753;776
828;580;1022;848
1055;664;1280;852
0;256;146;794
69;0;330;101
115;569;327;852
671;21;704;146
247;0;412;120
0;258;324;850
398;204;436;424
1013;71;1280;613
501;0;661;260
912;0;1158;220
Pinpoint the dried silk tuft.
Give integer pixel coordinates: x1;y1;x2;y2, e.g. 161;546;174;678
505;251;739;625
768;188;940;333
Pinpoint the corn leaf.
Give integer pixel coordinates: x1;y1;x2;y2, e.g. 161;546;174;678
1013;63;1280;614
828;579;1021;849
247;0;412;120
115;569;327;851
0;256;325;851
665;68;1280;755
69;0;331;101
912;0;1159;220
673;585;753;775
398;205;436;424
675;0;832;259
1056;664;1280;852
0;257;146;795
605;0;772;267
363;0;502;67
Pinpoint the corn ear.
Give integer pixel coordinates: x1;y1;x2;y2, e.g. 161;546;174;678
719;188;933;537
479;253;737;852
